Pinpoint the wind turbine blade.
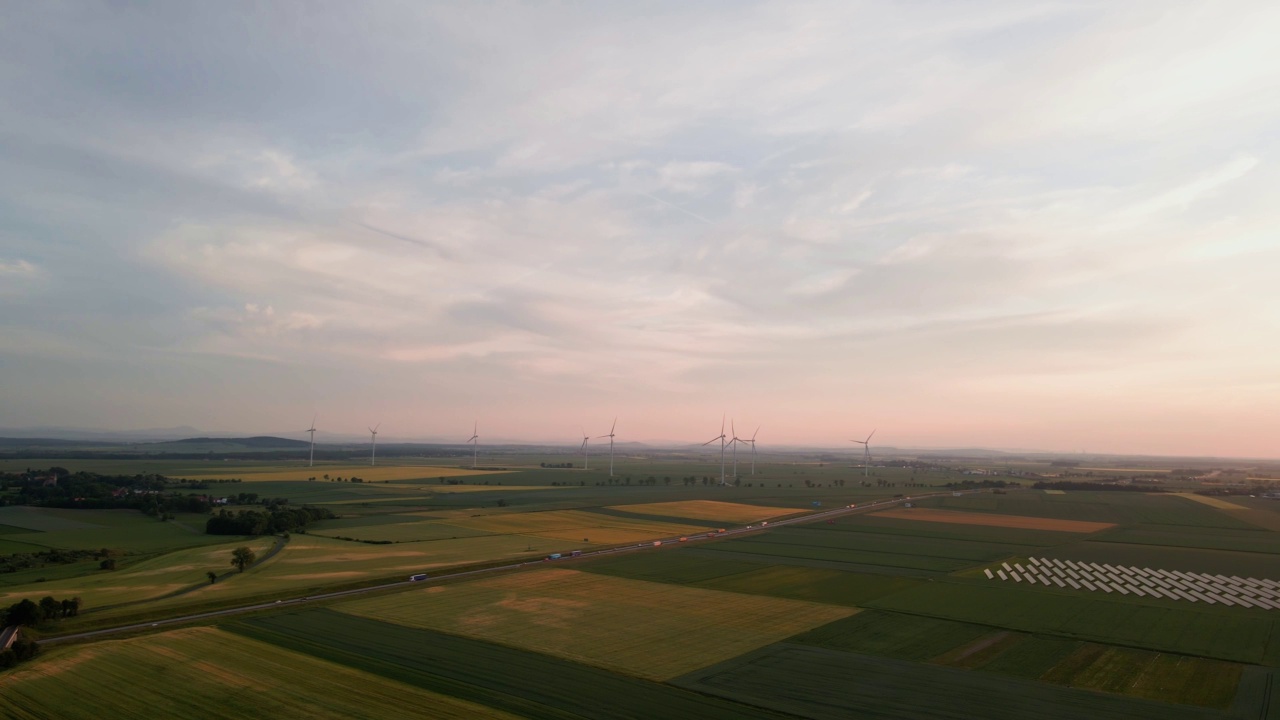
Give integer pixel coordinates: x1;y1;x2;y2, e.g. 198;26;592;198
866;429;876;442
752;426;759;441
611;417;617;433
702;437;721;446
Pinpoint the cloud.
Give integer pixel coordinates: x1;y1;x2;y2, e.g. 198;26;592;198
1;2;1279;454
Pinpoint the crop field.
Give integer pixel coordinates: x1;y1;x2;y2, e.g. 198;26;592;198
872;507;1116;533
674;643;1233;720
794;610;1242;708
334;568;856;680
696;524;1034;574
308;518;495;543
1038;541;1280;578
230;609;794;719
864;580;1280;665
928;492;1257;530
0;507;221;552
1089;524;1280;554
0;536;276;610
1174;494;1247;510
605;500;798;523
583;550;924;605
837;512;1085;546
443;509;707;544
179;464;511;482
71;533;554;625
0;627;518;720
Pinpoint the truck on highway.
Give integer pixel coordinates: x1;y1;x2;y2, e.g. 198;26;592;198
546;553;562;561
408;573;427;582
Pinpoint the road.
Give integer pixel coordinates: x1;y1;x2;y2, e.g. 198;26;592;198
46;488;984;645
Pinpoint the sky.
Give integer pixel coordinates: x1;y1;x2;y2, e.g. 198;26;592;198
1;2;1278;456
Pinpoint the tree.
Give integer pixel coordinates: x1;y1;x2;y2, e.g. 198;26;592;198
206;570;218;584
5;599;40;626
100;558;116;571
38;596;59;619
230;546;256;573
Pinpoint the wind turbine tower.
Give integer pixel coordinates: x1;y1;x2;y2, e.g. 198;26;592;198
747;426;759;475
579;428;591;470
851;430;875;477
730;420;744;478
368;423;380;466
467;422;480;469
305;416;317;468
702;415;728;485
596;418;617;476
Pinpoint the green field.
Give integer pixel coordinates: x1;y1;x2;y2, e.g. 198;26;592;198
0;536;276;611
0;626;520;719
230;609;794;719
675;644;1235;720
864;581;1280;665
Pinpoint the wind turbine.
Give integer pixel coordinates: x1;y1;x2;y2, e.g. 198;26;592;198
730;420;744;478
467;422;479;469
368;423;380;466
595;418;617;477
305;415;317;468
579;427;591;470
851;429;875;477
747;426;759;475
702;415;728;485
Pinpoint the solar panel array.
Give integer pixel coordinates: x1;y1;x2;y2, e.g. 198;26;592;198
983;557;1279;609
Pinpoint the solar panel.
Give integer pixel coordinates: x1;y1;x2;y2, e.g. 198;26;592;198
1128;586;1146;597
1052;577;1066;587
984;569;994;579
1010;571;1022;582
998;570;1008;581
1002;562;1013;572
1066;578;1080;589
1111;583;1128;594
1039;576;1050;586
1081;579;1097;591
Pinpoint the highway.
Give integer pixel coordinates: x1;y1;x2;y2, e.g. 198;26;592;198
45;488;983;645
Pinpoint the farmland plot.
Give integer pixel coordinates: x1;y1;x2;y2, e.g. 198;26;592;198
605;500;798;523
335;568;855;680
675;644;1229;720
0;627;519;720
230;610;794;720
445;509;706;545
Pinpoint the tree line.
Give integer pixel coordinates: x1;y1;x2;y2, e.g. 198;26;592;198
206;505;335;535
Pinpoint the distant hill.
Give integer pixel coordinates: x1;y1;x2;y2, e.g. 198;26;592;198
157;436;309;449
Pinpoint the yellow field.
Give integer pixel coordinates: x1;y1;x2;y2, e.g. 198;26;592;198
0;537;276;610
1173;493;1246;510
607;500;798;523
181;465;508;482
0;627;517;719
447;510;706;544
1042;489;1066;495
336;568;856;681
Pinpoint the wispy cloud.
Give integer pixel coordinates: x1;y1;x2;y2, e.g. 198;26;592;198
1;2;1278;456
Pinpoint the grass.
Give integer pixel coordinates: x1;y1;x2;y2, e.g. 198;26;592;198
334;568;856;681
604;500;798;523
929;491;1257;530
1038;540;1280;578
0;537;276;611
979;635;1084;679
674;643;1229;720
308;519;494;543
584;550;767;585
230;609;794;720
0;626;520;719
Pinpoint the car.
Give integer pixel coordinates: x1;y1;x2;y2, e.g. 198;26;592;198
275;599;282;603
678;537;688;542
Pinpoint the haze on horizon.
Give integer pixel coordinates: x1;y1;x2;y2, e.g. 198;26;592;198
1;2;1277;458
